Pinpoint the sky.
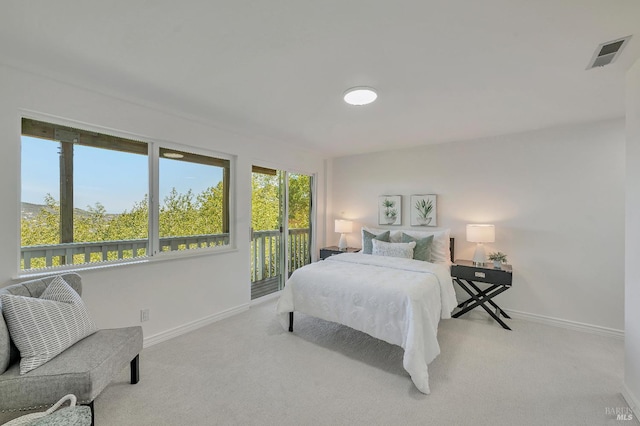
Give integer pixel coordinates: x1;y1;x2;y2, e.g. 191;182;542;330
21;136;223;214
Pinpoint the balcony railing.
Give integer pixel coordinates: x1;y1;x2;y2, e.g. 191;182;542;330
21;229;311;298
20;234;230;270
249;228;310;280
249;228;310;299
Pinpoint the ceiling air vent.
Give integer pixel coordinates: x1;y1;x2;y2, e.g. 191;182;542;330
587;35;632;69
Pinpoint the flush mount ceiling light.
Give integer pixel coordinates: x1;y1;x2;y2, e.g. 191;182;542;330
163;152;184;159
343;87;377;106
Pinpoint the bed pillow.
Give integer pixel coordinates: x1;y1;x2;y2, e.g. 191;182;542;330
400;229;451;264
0;276;98;374
361;229;391;254
401;233;434;262
371;239;416;259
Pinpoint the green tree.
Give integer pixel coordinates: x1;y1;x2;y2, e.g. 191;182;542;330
251;172;280;231
196;182;225;234
288;174;310;229
250;172;311;231
21;172;311;268
21;194;60;246
159;188;198;237
107;196;149;240
74;202;109;242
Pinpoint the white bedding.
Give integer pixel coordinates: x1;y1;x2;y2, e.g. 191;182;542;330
276;253;457;394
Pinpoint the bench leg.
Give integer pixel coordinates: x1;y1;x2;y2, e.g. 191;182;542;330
88;400;94;426
131;354;140;384
83;357;136;426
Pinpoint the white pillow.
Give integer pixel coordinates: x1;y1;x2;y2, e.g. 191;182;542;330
397;229;451;264
371;239;416;259
0;276;98;374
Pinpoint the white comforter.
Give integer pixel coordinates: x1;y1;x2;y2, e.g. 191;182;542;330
276;253;457;394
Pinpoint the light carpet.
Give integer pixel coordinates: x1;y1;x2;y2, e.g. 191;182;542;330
91;300;633;425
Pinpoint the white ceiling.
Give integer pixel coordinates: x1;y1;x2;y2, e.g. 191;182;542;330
2;1;640;157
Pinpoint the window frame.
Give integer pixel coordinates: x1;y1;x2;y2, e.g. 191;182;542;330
18;113;236;276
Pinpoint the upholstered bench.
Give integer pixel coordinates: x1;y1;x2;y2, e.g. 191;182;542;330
0;273;143;425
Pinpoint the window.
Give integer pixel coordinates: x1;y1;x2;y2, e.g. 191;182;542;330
20;118;231;271
158;148;230;251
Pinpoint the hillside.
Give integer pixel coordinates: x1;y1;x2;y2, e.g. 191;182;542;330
21;202;116;220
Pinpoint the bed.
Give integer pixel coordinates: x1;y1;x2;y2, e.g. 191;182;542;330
276;228;457;394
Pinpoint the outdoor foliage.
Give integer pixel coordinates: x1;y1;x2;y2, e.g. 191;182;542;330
21;173;311;269
251;173;280;232
287;174;311;229
249;172;312;285
250;172;310;231
21;183;227;244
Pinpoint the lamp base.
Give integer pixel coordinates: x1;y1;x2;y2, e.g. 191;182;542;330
338;234;348;251
472;243;486;266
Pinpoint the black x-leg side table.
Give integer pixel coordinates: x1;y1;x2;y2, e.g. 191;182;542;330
451;259;513;330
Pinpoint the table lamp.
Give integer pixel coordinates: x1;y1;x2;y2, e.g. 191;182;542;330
466;224;495;265
335;219;353;251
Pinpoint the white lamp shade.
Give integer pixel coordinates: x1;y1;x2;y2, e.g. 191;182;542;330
466;224;495;243
335;220;353;234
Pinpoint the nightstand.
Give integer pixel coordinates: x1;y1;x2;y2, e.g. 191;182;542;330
319;246;359;260
451;259;513;330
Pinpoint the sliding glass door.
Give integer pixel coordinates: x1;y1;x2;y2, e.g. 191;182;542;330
286;173;312;277
250;167;313;300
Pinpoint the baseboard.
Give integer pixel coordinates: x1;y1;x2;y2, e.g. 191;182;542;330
250;290;282;306
623;384;640;413
143;303;250;348
505;309;624;340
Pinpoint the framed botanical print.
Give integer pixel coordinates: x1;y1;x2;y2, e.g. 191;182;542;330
378;195;402;225
410;194;437;226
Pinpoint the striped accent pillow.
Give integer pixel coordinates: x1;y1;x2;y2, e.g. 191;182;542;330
0;276;97;374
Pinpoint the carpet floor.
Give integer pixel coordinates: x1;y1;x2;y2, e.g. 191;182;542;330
89;299;634;426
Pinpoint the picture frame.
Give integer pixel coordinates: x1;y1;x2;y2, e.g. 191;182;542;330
378;195;402;225
410;194;437;227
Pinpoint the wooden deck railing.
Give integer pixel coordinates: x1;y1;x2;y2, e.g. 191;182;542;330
249;228;310;283
21;229;311;289
249;228;310;299
20;234;229;270
288;228;311;274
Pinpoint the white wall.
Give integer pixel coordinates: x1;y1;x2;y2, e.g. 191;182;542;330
625;59;640;412
329;120;625;331
0;64;327;341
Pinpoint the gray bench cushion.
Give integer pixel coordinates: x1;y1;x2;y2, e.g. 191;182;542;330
0;326;142;411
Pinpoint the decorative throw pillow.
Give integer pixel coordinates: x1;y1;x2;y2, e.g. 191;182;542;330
401;233;434;262
361;229;391;254
371;239;416;259
400;229;451;264
0;276;98;374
